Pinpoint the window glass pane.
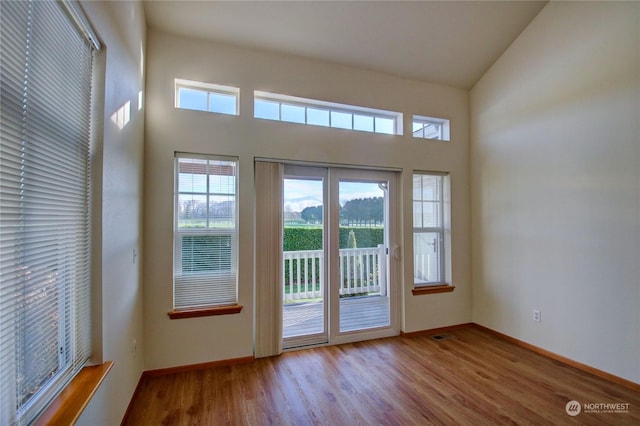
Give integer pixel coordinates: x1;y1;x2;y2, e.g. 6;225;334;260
414;232;440;283
178;194;208;228
307;108;330;127
353;114;374;132
281;103;306;124
413;201;422;228
421;176;440;201
209;92;236;115
22;277;60;406
178;158;208;193
331;111;352;129
209;174;235;195
421;201;440;227
181;235;232;272
209;195;236;227
254;99;280;120
413;115;449;140
374;117;395;134
423;122;442;139
412;175;423;199
178;88;207;111
208;161;236;194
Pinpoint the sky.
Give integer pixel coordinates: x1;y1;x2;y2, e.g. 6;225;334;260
284;179;384;213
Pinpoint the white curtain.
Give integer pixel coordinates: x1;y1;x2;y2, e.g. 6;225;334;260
254;161;283;357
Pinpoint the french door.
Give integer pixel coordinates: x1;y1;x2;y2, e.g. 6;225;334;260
282;165;399;349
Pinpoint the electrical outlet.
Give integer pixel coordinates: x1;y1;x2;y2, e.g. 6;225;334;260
533;309;541;322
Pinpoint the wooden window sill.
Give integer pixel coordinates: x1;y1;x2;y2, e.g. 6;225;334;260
168;304;243;319
34;361;113;426
412;285;455;296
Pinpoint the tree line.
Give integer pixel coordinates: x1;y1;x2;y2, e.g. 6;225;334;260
300;197;383;226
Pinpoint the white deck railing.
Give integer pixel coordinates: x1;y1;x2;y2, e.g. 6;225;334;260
283;245;386;302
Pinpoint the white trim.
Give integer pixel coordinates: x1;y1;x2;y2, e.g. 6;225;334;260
174;79;239;115
255;91;400;118
175;79;240;96
254;157;402;173
412;114;450;141
173;154;239;309
412;173;448;286
60;0;101;50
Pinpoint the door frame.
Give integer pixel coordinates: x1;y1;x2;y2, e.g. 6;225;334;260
282;165;330;349
328;167;400;346
281;162;400;349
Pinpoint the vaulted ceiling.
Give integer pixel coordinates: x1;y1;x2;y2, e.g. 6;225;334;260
144;1;546;90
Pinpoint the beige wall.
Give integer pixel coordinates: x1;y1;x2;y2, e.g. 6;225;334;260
143;29;472;370
60;2;640;421
78;1;146;424
470;2;640;383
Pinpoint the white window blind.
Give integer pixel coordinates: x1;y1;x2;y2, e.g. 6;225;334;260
0;1;97;424
174;154;238;309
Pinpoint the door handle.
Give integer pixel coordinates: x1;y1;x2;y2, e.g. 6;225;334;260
392;245;401;261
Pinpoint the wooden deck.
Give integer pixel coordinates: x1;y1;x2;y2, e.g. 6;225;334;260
283;295;389;338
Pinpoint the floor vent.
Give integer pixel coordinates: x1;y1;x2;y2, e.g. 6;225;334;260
431;333;453;341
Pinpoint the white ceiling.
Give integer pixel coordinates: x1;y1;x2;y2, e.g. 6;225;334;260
143;0;547;90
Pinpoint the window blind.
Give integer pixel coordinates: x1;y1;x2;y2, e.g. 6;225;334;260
174;154;238;309
254;161;283;358
0;1;96;424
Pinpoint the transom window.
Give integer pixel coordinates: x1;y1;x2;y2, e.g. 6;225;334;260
412;115;450;141
254;91;403;135
175;79;239;115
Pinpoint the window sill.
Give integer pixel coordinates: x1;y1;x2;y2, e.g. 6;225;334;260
168;304;243;319
412;285;455;296
34;361;113;426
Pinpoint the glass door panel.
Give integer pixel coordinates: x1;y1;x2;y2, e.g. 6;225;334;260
281;165;397;349
336;179;390;333
282;168;328;348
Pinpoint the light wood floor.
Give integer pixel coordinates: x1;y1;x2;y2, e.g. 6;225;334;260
123;326;640;425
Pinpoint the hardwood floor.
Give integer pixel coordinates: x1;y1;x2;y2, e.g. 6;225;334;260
123;326;640;425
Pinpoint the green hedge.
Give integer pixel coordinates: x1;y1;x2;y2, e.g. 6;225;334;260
283;226;384;287
283;226;383;251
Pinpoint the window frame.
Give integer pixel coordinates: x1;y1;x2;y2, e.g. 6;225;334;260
171;153;241;317
0;0;100;423
175;78;240;116
412;115;451;141
412;172;451;291
254;90;403;135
